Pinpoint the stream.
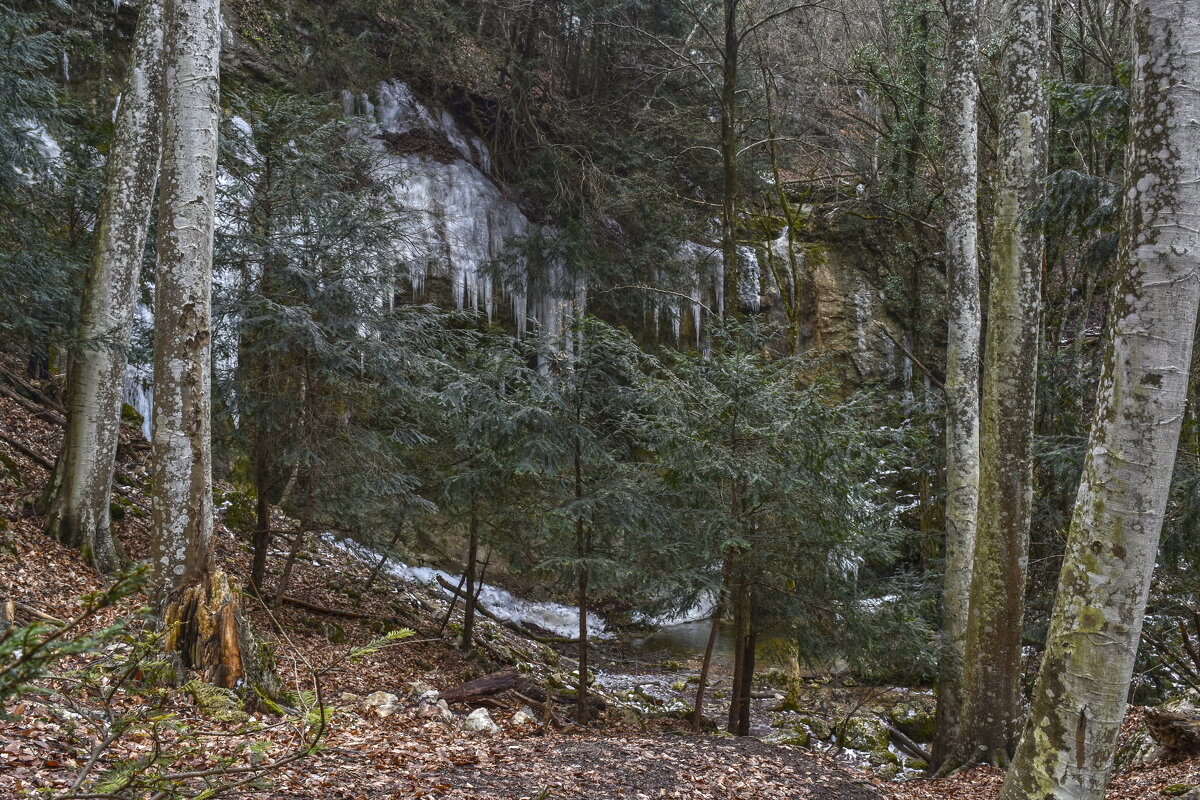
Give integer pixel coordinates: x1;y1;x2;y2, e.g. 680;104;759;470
327;533;933;779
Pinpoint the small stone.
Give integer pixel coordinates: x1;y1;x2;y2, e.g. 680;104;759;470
464;707;501;735
407;680;434;699
338;692;360;705
364;691;401;718
511;709;536;726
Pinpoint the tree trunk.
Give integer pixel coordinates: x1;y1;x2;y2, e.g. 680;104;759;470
43;0;164;573
999;3;1200;796
365;526;404;593
272;476;314;609
718;0;741;317
737;626;756;737
151;0;223;668
249;467;270;598
460;509;480;651
949;0;1050;771
576;554;590;725
694;550;734;732
727;574;749;734
933;0;981;770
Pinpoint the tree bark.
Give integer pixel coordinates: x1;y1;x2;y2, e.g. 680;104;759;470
737;626;756;736
150;0;220;608
43;0;164;573
999;2;1200;795
933;0;981;770
718;0;741;317
460;509;480;651
694;550;734;732
949;0;1050;770
727;573;749;734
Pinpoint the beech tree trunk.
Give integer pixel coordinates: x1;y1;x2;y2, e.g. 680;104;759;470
933;0;981;769
999;2;1200;796
150;0;220;607
950;0;1050;770
43;0;164;573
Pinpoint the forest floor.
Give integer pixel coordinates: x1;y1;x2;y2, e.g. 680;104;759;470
2;376;1200;798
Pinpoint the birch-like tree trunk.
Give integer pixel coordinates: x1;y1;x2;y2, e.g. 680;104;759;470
999;2;1200;796
950;0;1050;769
42;0;164;573
933;0;981;768
150;0;220;607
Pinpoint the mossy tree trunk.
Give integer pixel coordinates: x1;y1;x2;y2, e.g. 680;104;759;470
933;0;981;770
43;0;164;573
949;0;1050;770
999;2;1200;796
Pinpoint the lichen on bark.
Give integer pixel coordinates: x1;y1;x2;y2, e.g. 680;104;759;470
999;0;1200;796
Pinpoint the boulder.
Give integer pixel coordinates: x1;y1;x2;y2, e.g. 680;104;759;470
364;691;401;718
464;707;501;735
887;701;935;744
842;716;889;751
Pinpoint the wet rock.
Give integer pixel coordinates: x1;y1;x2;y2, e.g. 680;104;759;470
365;691;401;718
465;707;501;734
841;716;889;751
888;701;934;744
801;716;833;741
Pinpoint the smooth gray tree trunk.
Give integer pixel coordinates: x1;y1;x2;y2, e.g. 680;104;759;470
149;0;220;606
999;1;1200;796
951;0;1050;770
43;0;164;573
933;0;981;769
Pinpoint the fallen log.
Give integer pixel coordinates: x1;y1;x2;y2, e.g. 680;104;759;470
1145;706;1200;755
885;720;932;764
515;682;608;712
0;431;53;471
0;384;67;427
279;595;369;619
440;668;518;704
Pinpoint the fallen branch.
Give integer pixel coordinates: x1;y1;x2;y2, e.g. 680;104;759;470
0;431;54;471
872;321;945;391
279;596;368;619
885;720;932;763
13;601;67;626
1;371;66;415
0;384;66;427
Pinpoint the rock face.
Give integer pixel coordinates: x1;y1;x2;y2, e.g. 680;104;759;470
1146;703;1200;756
464;707;501;735
353;82;584;340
